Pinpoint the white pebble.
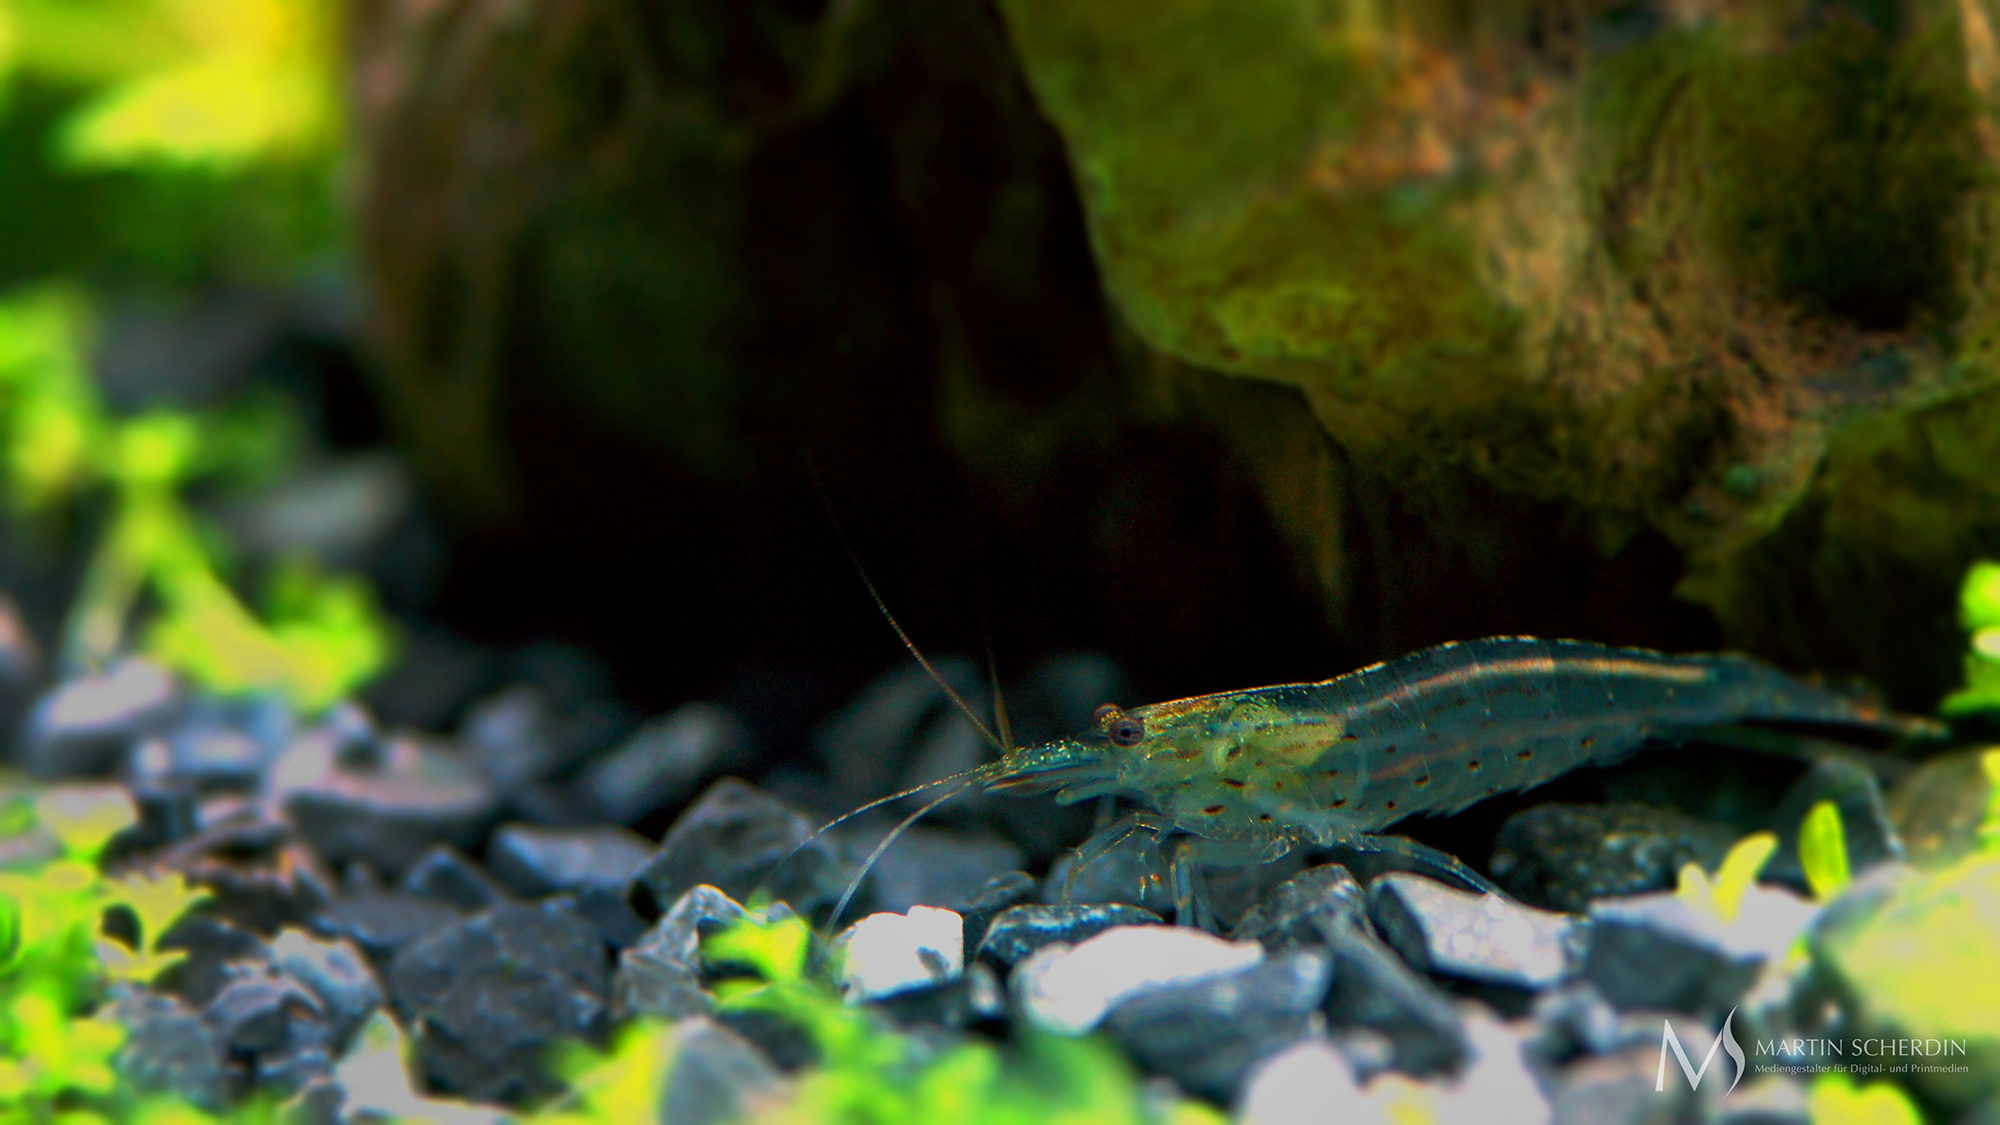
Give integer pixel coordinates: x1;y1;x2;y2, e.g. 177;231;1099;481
1012;924;1264;1036
836;906;965;1001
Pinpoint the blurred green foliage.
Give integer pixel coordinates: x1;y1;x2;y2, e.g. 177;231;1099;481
532;908;1227;1125
1942;560;2000;715
0;0;342;287
0;780;218;1120
0;285;395;712
1800;799;1852;903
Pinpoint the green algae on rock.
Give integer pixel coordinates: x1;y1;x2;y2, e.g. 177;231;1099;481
997;0;2000;700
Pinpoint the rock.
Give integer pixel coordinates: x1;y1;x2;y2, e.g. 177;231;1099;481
949;870;1035;955
155;914;273;1006
1526;982;1665;1066
280;734;499;881
1765;757;1902;893
314;892;465;963
579;703;752;825
1231;863;1370;949
875;961;1007;1030
813;660;986;813
357;627;498;733
1102;947;1332;1102
1887;748;1996;867
1549;1043;1697;1125
459;685;562;791
1236;1038;1366;1125
1489;803;1739;914
19;658;177;779
836;906;964;1002
1368;873;1575;990
112;992;227;1110
166;694;294;791
1318;919;1470;1080
614;941;711;1023
1011;924;1263;1036
850;826;1026;916
271;929;384;1054
619;886;806;1026
398;844;509;912
657;1017;788;1125
1040;827;1176;915
636;778;856;920
486;823;653;898
389;900;612;1104
645;884;749;970
204;969;323;1054
569;885;650;949
1584;884;1817;1016
334;1011;507;1125
975;902;1164;967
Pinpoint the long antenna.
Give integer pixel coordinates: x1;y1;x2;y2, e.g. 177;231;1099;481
827;776;980;933
804;457;1006;753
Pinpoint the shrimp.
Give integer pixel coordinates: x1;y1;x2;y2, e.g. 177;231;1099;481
814;635;1934;932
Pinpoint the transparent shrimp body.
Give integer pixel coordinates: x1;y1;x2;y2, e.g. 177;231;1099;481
984;636;1918;922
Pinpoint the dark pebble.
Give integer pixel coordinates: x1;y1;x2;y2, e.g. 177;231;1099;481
579;703;752;825
486;822;653;898
398;844;510;912
636;778;857;919
1318;919;1470;1079
112;992;227;1110
313;892;465;963
1231;863;1371;949
1101;947;1333;1103
1583;893;1764;1016
280;734;498;881
1489;803;1738;914
388;900;612;1104
659;1017;787;1125
975;902;1165;967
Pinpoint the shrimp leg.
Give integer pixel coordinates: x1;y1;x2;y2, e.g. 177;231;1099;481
1328;833;1510;899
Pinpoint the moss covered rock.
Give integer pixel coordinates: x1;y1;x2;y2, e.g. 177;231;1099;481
999;0;2000;699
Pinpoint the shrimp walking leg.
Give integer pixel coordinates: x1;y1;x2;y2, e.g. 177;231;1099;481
1330;833;1511;899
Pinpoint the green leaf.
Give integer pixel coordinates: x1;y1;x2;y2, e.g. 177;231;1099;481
704;912;812;985
1809;1072;1921;1125
1963;560;2000;632
1800;799;1852;901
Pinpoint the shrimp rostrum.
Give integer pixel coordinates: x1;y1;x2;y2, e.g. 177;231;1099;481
816;636;1931;931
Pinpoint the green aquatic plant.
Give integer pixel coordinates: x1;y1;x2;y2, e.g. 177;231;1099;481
0;0;340;171
1799;799;1852;902
1675;830;1778;924
0;285;395;713
534;908;1227;1125
1942;560;2000;715
1809;1071;1921;1125
0;781;216;1121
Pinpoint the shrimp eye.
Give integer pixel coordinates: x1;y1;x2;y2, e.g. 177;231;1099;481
1109;715;1146;746
1092;703;1124;727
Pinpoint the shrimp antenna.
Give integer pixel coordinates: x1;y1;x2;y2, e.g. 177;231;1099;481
804;457;1007;753
760;764;996;917
980;590;1014;754
828;775;981;933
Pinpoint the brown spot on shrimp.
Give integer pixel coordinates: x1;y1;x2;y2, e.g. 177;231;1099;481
1202;805;1226;815
1221;778;1246;789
